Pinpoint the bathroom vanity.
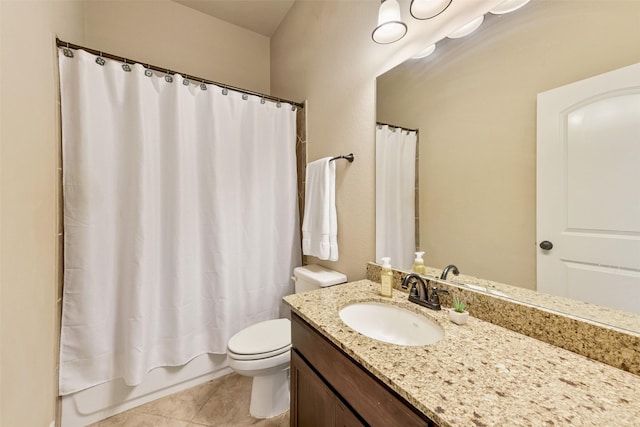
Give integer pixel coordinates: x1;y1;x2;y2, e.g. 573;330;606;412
290;312;432;426
284;280;640;427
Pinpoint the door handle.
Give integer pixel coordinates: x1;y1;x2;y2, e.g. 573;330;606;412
539;240;553;250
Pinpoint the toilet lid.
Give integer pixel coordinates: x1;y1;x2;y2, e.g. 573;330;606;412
227;318;291;356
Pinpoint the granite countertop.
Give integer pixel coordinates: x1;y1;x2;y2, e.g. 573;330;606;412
421;266;640;334
284;280;640;427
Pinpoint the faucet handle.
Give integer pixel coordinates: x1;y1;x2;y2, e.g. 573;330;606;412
429;287;449;304
402;274;426;300
409;283;419;299
401;274;420;289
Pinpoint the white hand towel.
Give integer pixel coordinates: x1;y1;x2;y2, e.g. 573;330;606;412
302;157;338;261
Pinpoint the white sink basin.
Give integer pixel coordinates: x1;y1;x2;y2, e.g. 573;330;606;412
338;302;444;346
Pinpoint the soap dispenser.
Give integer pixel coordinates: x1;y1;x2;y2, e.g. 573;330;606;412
380;257;393;297
412;251;426;275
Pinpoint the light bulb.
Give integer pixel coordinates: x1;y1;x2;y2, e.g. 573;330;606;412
372;0;408;44
490;0;530;15
447;15;484;39
411;44;436;59
410;0;452;20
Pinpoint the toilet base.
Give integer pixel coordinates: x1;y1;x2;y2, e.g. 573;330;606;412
249;367;290;419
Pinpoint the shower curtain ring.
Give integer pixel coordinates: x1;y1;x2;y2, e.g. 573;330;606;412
122;58;131;72
222;87;229;95
260;97;266;104
144;65;153;77
165;70;173;83
95;52;105;66
200;80;207;91
63;42;74;58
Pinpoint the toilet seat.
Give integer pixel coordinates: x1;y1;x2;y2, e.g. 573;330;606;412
227;344;291;361
227;318;291;361
227;346;291;376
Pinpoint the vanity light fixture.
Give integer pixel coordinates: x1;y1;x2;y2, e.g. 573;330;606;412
409;0;526;59
410;0;452;20
411;43;437;59
372;0;408;44
489;0;530;14
447;15;484;39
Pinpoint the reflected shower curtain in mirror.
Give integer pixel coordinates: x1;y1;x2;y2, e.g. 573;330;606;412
58;48;301;395
376;125;417;270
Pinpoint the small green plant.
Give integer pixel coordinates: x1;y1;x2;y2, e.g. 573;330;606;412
452;297;467;313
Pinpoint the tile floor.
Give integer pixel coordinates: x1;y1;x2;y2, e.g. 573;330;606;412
89;373;289;427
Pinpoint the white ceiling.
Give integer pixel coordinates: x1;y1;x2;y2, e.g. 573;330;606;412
174;0;296;37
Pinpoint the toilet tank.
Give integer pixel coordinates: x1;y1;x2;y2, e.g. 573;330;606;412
293;264;347;293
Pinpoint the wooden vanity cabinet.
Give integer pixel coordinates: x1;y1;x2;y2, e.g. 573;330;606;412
290;313;435;427
291;350;366;427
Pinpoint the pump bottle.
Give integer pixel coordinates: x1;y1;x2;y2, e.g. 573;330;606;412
412;251;426;275
380;257;393;297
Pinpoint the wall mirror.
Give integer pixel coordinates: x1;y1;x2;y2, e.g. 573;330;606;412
375;0;640;333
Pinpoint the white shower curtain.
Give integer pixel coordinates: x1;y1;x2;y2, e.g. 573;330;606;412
376;125;417;270
58;48;301;395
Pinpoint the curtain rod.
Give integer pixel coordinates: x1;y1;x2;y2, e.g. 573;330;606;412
376;121;419;133
56;38;304;109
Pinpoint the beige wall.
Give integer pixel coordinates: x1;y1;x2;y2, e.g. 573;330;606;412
0;0;526;423
1;1;270;425
1;2;85;426
84;0;270;94
377;0;640;289
0;0;508;423
270;0;502;281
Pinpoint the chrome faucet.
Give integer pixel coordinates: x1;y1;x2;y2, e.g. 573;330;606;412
440;264;460;280
401;273;449;310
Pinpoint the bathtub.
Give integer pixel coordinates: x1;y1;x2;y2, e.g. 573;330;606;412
60;353;229;426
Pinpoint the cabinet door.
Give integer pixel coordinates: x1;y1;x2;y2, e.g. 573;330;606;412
291;349;336;427
292;313;430;427
336;400;366;427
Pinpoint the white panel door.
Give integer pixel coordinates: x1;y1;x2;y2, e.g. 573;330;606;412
537;63;640;313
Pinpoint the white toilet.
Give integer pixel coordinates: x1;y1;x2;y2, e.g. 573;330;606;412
226;264;347;418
